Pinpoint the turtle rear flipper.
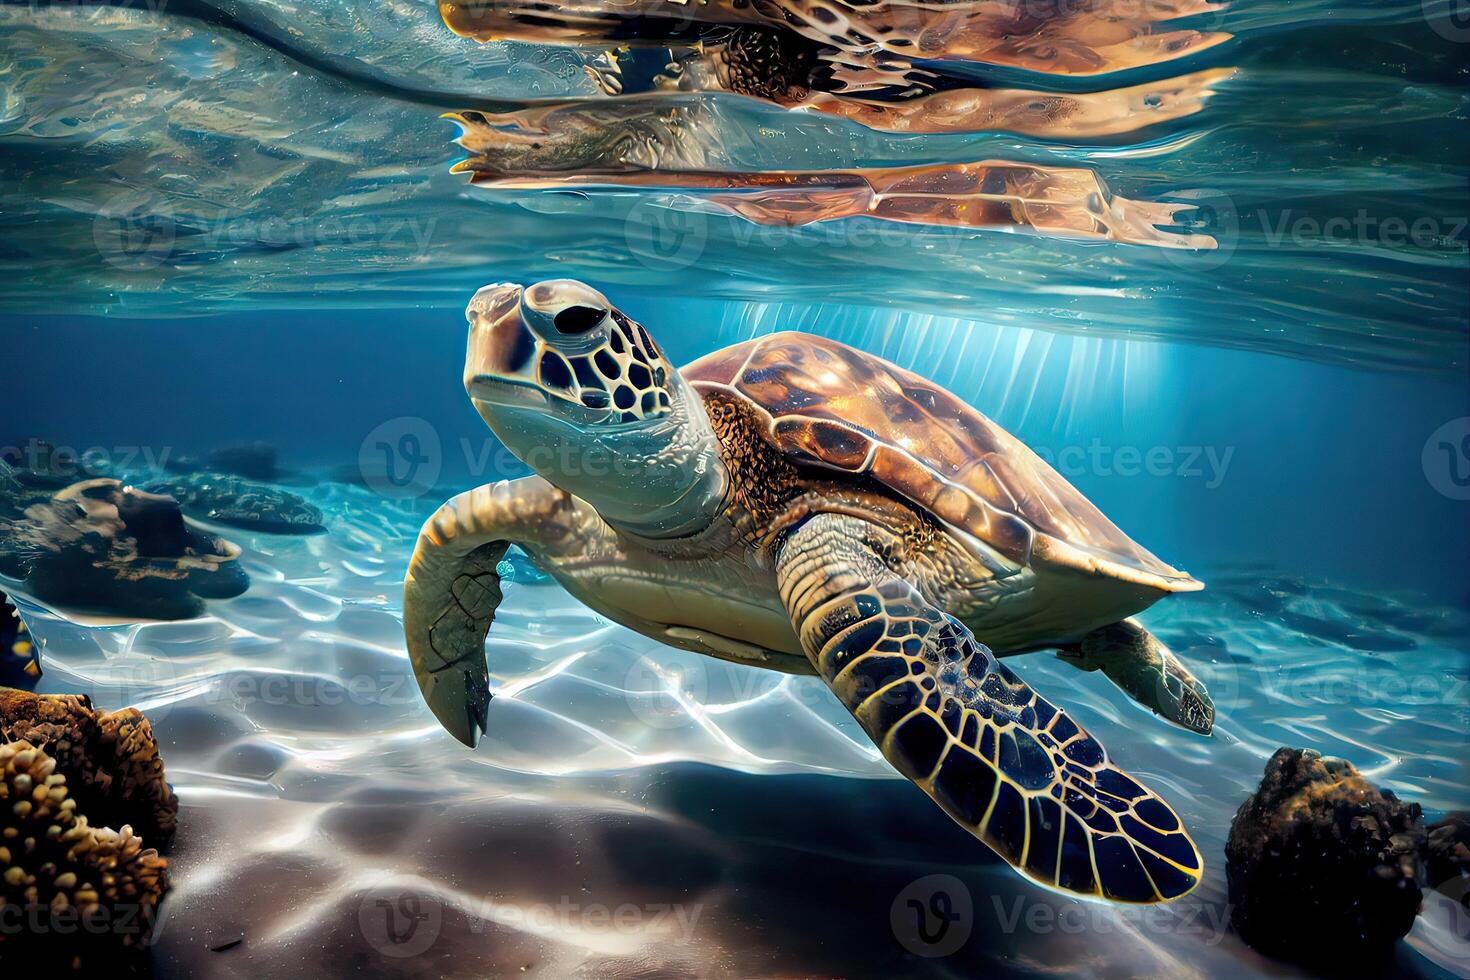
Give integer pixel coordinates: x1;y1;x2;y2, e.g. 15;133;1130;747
777;513;1204;902
1058;619;1216;736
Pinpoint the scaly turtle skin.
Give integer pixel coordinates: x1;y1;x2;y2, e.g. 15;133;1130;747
405;279;1212;903
440;0;1228;85
440;0;1231;137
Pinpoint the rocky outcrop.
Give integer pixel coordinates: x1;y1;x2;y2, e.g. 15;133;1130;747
1226;747;1425;964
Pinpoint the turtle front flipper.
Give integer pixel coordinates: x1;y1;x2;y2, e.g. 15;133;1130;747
404;478;577;747
1058;619;1215;736
776;513;1204;902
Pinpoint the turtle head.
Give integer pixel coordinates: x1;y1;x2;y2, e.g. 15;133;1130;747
463;280;727;537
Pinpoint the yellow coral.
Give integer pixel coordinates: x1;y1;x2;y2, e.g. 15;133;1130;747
0;739;170;962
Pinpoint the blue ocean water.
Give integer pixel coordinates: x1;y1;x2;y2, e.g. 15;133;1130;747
2;0;1469;976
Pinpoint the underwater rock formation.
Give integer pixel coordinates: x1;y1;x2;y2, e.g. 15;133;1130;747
1426;813;1470;892
146;473;326;536
0;479;249;620
0;456;72;521
0;692;175;967
1226;747;1425;964
165;442;281;482
0;441;85;493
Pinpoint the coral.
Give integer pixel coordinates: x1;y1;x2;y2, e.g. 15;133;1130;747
1226;747;1425;964
95;710;177;841
0;691;177;844
0;740;169;968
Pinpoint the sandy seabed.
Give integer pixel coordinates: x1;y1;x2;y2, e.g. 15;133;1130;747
6;480;1468;979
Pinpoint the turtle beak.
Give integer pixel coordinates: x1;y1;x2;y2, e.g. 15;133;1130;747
464;282;532;396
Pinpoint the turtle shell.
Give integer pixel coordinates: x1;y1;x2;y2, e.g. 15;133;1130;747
685;332;1199;591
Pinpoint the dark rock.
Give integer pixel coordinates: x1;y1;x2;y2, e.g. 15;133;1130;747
1;439;78;486
1426;812;1470;892
1;479;250;620
146;473;326;536
165;442;280;481
205;442;280;481
117;485;191;557
1226;747;1425;965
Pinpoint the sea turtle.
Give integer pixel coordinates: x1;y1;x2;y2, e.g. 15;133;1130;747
440;0;1230;137
404;279;1213;902
440;0;1228;85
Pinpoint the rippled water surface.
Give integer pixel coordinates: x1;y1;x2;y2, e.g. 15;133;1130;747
1;0;1466;371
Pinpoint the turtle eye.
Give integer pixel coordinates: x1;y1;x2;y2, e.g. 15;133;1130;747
553;305;606;335
522;279;613;350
